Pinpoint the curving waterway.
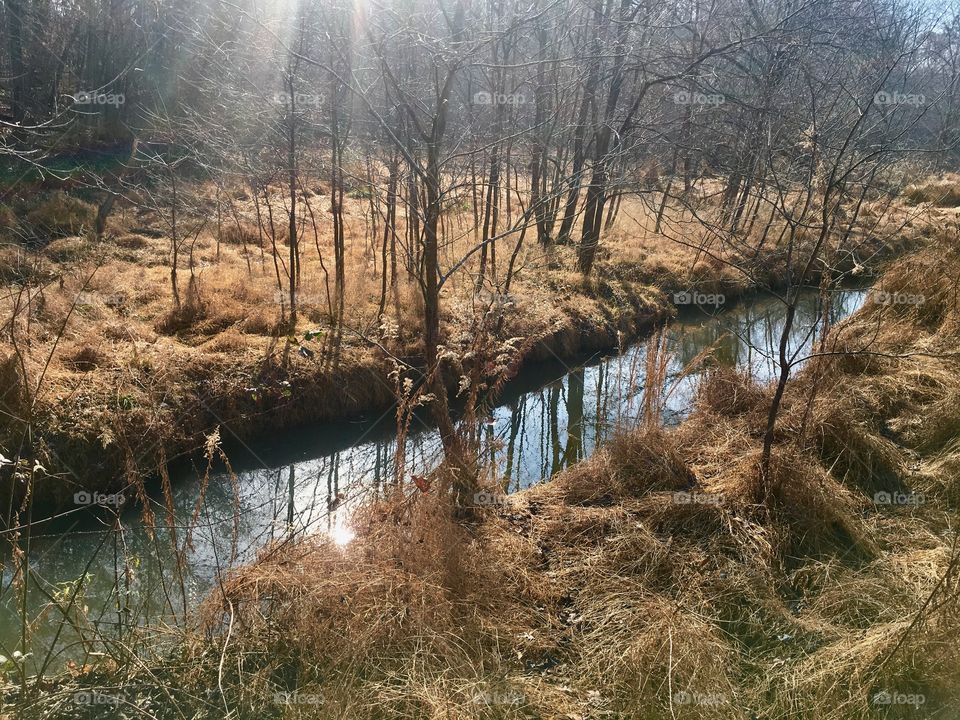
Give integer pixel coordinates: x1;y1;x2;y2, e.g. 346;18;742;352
0;286;867;670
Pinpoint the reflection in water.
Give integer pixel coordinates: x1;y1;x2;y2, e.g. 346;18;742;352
0;287;866;668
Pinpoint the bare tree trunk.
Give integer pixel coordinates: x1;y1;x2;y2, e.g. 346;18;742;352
378;157;398;318
530;21;550;245
576;0;631;273
557;81;593;243
286;75;299;328
168;168;180;309
5;0;26;122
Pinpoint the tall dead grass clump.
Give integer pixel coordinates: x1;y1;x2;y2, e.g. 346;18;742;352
66;345;106;372
192;485;535;718
42;236;87;264
767;554;960;719
0;245;50;284
921;439;960;507
576;594;744;719
868;248;959;331
695;366;767;417
221;222;262;247
814;398;904;495
552;427;694;506
765;446;877;558
155;275;208;334
903;176;960;207
23;191;96;241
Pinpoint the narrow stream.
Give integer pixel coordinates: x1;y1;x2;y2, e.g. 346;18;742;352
0;286;867;669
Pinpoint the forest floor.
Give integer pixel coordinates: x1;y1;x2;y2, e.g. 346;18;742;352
0;175;956;505
4;194;960;718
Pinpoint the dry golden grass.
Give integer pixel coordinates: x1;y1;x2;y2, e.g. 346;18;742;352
131;238;960;719
903;174;960;207
7;231;960;718
0;185;674;504
0;174;950;510
104;378;951;719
